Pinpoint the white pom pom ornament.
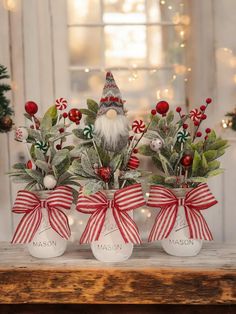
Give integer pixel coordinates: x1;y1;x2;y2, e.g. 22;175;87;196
150;138;163;152
15;127;28;141
43;175;57;189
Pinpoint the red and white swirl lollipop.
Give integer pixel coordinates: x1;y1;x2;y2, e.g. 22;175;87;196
132;119;146;134
56;98;68;111
189;109;202;123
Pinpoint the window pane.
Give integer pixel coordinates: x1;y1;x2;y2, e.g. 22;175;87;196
105;25;146;67
69;27;102;67
147;0;189;23
67;0;101;24
148;26;185;65
103;0;146;23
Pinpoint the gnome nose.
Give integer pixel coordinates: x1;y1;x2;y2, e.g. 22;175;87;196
106;108;117;119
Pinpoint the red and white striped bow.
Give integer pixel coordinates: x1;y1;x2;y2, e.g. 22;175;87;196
11;186;73;243
76;183;145;244
147;183;217;242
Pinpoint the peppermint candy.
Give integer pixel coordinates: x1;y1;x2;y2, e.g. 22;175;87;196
83;124;94;139
132;120;146;134
55;98;68;111
177;130;190;143
35;140;48;153
15;127;28;141
189;109;202;123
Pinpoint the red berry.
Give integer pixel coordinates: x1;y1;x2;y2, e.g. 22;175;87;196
151;109;156;115
98;167;112;183
206;98;212;104
133;148;138;154
201;114;207;120
194;121;199;126
75;120;80;125
180;154;193;167
196;131;202;137
59;128;64;133
181;114;185;118
176;107;182;113
156;101;169;116
56;144;62;150
129;136;134;141
68;108;82;123
205;136;208;140
200;105;206;111
205;128;211;134
183;123;188;129
25;101;38;116
63;112;68;118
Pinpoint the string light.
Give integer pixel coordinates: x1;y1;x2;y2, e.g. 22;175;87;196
160;0;166;5
168;5;173;10
221;119;230;129
3;0;16;11
84;68;90;73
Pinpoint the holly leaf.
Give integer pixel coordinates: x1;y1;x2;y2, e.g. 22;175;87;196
208;160;220;171
35;160;49;173
189;177;208;183
120;170;141;180
192;150;201;176
139;144;155;156
150;175;165;185
166;110;174;125
24;169;43;184
207;168;224;177
72;128;87;140
87;99;98;113
83;180;104;195
204;150;217;162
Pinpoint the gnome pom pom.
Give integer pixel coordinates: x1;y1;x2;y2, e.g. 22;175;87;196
43;175;57;189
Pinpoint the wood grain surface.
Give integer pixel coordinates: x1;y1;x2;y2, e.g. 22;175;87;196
0;242;235;304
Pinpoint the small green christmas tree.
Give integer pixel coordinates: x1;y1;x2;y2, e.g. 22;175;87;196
0;65;13;132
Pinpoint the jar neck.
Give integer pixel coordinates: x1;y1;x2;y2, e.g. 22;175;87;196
102;189;117;200
33;190;52;200
171;188;192;198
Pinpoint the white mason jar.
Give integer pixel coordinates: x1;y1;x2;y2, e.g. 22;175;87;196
27;190;67;259
161;188;203;257
91;190;133;262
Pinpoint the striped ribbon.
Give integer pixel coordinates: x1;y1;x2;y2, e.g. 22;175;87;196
76;183;145;244
11;186;73;243
147;183;217;241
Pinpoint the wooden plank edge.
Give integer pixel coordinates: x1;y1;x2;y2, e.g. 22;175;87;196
0;268;235;304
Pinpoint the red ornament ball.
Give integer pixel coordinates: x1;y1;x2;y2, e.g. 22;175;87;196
181;154;193;167
183;123;188;129
25;101;38;116
206;98;212;104
127;155;139;170
63;112;68;119
68;108;82;123
151;109;156;115
196;131;202;137
98;166;111;183
156;101;169;116
201;114;207;120
205;128;211;134
200;105;206;111
176;106;182;113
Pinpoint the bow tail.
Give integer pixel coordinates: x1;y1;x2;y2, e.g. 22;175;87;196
11;207;42;244
48;208;71;240
112;208;141;244
184;206;213;241
148;205;178;242
80;208;107;244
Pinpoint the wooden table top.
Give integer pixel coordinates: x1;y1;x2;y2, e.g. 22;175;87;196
0;242;235;304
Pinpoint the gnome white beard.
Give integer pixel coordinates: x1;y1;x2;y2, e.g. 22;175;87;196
94;114;129;151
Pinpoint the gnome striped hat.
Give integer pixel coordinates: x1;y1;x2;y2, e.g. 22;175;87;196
97;72;125;116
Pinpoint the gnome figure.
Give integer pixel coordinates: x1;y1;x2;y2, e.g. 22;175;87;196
94;72;129;152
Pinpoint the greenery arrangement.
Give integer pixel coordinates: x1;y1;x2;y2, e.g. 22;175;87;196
0;65;13;132
69;98;145;195
8;99;82;201
139;98;229;188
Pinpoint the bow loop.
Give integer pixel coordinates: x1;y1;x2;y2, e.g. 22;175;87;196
147;183;217;242
11;186;73;244
76;183;145;244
